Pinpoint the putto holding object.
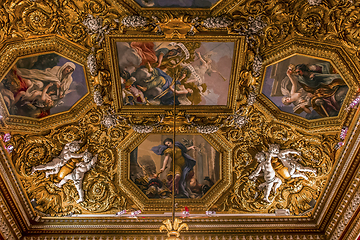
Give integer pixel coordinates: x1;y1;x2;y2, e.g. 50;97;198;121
55;152;98;203
31;140;86;178
249;144;317;203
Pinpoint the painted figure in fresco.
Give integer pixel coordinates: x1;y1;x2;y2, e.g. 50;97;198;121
131;66;177;105
155;44;183;68
130;42;158;67
31;140;86;178
169;83;193;105
282;65;312;114
118;41;232;106
249;151;282;203
15;62;75;99
185;51;219;86
55;152;98;203
122;75;147;105
14;81;55;109
293;63;348;117
151;138;196;197
117;42;142;73
1;62;76;118
278;149;317;180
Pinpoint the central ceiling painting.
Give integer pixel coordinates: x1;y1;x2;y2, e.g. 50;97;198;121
117;41;235;106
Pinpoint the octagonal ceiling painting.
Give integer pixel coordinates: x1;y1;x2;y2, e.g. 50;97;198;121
0;53;87;119
118;41;234;106
134;0;220;8
262;55;349;120
130;134;220;199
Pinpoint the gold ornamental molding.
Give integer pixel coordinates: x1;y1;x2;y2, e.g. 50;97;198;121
1;0;360;239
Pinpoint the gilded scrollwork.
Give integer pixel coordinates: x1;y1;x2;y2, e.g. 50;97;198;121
218;109;336;215
8;108;132;216
0;0;355;220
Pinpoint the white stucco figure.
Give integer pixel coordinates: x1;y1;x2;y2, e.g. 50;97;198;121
31;140;86;178
55;152;98;203
249;151;282;203
278;149;317;180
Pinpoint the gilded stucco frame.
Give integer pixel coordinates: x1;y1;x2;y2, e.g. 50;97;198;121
106;35;245;115
0;36;93;133
257;39;358;130
117;130;232;211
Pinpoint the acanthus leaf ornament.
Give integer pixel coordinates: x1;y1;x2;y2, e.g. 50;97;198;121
252;54;263;77
219;109;335;215
100;108;165;133
234;15;267;46
159;218;189;240
308;0;322;6
0;0;353;223
101;111;121;129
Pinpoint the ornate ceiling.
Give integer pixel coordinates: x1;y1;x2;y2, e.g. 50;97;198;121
0;0;360;239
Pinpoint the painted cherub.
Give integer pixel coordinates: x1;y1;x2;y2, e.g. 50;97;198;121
31;140;86;178
278;149;317;180
249;151;282;203
55;152;98;203
15;82;55;109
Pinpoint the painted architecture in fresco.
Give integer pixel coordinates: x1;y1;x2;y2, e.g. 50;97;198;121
262;55;349;120
117;41;234;106
130;134;220;199
0;53;87;118
135;0;220;8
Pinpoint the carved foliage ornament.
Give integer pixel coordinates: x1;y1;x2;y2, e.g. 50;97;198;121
218;108;336;215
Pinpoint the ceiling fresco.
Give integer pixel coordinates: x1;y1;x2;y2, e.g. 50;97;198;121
130;134;220;199
262;55;349;120
0;54;88;119
0;0;360;239
117;41;234;106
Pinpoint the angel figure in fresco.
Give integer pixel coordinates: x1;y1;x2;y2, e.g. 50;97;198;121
281;65;312;114
278;149;317;180
283;62;348;117
55;152;98;203
31;140;86;178
151;138;196;197
249;151;282;203
185;51;225;87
